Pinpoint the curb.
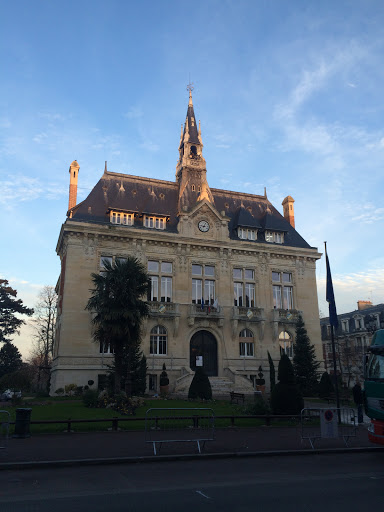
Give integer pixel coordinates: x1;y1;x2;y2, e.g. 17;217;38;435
1;445;383;471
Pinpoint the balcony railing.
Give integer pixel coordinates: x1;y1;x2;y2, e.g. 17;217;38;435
272;308;302;323
231;306;264;322
188;304;224;326
148;302;180;318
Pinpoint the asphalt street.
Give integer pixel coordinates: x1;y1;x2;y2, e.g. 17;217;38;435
1;452;383;511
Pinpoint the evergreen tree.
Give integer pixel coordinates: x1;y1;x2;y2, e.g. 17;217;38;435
0;342;23;379
271;354;304;414
267;351;276;392
293;315;320;396
188;367;212;400
0;279;33;344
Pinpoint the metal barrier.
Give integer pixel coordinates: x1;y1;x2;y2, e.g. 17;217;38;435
0;410;11;451
145;408;215;455
301;408;357;449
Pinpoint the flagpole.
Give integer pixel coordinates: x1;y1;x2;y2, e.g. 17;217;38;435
324;242;341;422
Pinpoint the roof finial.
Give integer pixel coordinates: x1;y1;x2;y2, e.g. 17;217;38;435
104;161;107;173
187;78;194;107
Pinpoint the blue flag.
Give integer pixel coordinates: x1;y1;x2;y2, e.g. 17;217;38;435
325;244;338;329
201;297;204;310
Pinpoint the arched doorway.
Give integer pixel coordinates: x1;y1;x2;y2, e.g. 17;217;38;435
190;330;218;376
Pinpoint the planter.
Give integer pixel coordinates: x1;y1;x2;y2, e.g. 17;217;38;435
160;384;169;397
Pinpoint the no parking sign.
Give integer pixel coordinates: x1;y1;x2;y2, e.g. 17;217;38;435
320;409;339;438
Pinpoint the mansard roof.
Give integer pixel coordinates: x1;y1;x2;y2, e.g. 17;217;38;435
69;171;312;249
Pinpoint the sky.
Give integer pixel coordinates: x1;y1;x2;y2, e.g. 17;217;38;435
1;0;384;359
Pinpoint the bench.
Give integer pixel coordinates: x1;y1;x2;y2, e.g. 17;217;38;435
230;391;245;404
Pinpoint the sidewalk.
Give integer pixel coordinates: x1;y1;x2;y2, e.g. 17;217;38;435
1;423;382;470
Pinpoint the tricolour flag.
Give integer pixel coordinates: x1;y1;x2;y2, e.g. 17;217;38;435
325;243;338;329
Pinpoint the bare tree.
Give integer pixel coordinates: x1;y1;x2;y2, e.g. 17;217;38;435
30;286;57;392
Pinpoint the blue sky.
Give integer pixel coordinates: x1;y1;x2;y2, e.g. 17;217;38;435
1;1;384;358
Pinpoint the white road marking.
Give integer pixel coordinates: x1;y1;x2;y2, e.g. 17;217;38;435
196;490;211;499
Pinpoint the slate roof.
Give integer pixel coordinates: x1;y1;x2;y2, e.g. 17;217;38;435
69;171;313;249
180;93;200;146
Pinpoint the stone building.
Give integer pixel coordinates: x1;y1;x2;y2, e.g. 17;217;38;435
321;300;384;387
51;90;323;396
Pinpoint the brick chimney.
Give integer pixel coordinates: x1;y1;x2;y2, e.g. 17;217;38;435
68;160;80;212
282;195;295;228
357;300;373;311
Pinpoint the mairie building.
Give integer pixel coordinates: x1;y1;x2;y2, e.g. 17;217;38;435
51;91;323;396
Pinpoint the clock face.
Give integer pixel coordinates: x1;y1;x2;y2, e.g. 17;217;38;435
198;220;210;232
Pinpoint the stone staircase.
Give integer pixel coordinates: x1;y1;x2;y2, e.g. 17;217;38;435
208;376;233;399
173;369;255;400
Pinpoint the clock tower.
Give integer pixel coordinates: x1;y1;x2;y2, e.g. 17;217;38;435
176;86;214;214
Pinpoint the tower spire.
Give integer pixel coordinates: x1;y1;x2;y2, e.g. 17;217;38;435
176;86;214;212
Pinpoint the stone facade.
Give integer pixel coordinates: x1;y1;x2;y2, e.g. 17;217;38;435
51;91;323;396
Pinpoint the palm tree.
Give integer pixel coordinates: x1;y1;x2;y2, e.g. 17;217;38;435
86;256;150;395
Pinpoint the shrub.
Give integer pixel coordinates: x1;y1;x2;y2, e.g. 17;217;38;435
318;372;334;398
188;367;212;400
160;363;169;387
244;396;271;415
55;388;65;396
64;383;77;396
74;386;84;396
82;389;99;408
271;354;304;415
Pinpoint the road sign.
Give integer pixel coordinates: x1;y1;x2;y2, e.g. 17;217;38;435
320;409;339;438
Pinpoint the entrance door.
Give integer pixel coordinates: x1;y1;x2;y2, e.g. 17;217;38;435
190;330;218;376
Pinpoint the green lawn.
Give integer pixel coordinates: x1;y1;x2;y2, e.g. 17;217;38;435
1;397;301;434
2;398;250;434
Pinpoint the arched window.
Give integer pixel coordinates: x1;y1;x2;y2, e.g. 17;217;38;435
150;325;167;355
239;328;254;357
279;330;293;358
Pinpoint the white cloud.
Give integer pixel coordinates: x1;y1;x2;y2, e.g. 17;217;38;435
123;107;143;119
317;267;384;317
0;174;67;207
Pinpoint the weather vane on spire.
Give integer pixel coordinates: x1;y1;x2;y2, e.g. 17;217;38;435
186;74;194;93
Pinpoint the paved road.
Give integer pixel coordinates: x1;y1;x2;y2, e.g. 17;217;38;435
1;452;383;511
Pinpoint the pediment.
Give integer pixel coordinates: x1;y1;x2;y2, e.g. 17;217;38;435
188;199;223;222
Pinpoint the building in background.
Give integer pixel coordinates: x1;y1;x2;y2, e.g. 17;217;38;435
51;90;323;396
320;301;384;387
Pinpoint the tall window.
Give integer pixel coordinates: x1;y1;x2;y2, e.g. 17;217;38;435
233;268;255;307
150;325;167;355
341;320;349;332
239;328;254;357
192;264;215;305
279;331;293;358
100;341;114;354
148;261;172;302
272;271;293;309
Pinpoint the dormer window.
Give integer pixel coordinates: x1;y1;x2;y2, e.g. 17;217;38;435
265;231;284;244
110;211;134;226
191;184;196;191
144;215;166;230
238;227;257;240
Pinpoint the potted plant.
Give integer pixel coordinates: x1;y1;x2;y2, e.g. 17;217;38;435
159;363;169;397
255;366;266;394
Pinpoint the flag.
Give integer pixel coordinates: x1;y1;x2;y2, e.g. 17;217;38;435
213;298;219;312
201;297;204;310
325;243;338;329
